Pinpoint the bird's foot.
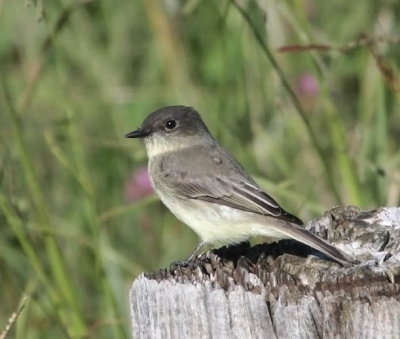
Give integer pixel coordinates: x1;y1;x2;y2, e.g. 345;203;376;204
169;241;206;271
169;259;194;271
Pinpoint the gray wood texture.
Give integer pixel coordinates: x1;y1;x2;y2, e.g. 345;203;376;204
129;206;400;339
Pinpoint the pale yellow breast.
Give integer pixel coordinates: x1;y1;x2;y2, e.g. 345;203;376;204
149;175;285;245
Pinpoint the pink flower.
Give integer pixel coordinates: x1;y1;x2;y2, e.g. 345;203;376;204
124;166;154;202
296;73;319;97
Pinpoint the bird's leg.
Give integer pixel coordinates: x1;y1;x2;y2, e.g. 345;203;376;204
169;241;206;270
186;241;206;262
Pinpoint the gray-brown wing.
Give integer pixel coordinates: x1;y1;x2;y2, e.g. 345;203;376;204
175;176;303;225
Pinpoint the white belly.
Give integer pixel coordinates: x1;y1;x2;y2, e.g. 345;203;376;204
153;184;285;245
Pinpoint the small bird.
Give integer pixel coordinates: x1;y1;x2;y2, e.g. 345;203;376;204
126;106;355;266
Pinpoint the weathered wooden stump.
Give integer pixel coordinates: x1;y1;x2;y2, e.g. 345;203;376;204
129;206;400;338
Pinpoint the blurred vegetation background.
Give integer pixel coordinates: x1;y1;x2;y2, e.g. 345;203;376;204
1;0;399;337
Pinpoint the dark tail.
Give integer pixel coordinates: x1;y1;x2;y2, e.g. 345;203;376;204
291;226;356;266
268;219;357;267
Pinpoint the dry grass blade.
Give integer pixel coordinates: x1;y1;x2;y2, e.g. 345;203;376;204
278;34;400;54
0;296;27;339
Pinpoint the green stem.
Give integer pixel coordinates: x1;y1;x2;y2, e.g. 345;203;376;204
231;0;342;203
1;80;87;337
67;110;126;338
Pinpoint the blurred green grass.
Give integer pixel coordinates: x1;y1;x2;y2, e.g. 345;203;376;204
0;0;399;337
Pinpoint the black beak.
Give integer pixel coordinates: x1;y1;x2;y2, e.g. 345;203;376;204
125;128;150;138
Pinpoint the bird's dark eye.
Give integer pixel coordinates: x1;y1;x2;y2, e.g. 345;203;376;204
165;119;177;130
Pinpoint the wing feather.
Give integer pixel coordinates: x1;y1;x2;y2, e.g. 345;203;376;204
175;176;303;225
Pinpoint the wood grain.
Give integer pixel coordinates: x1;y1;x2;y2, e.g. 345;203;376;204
130;206;400;338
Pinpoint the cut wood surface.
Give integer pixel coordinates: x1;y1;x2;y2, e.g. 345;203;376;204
129;206;400;339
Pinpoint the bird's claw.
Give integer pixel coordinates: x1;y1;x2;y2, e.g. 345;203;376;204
169;259;193;271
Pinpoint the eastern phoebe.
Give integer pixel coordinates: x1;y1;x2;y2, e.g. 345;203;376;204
126;106;355;266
